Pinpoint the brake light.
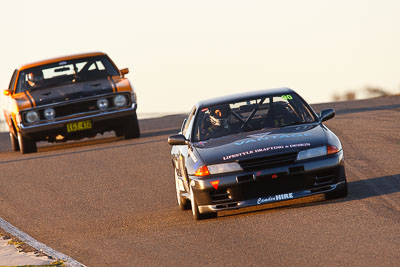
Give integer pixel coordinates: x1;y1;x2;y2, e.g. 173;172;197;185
194;165;210;177
327;145;340;155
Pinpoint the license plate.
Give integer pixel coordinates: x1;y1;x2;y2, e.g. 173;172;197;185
66;120;92;133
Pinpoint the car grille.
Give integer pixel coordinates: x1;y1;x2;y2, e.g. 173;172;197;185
47;99;99;119
34;94;131;122
238;152;298;171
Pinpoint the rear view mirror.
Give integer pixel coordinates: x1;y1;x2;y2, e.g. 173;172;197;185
320;108;335;122
120;68;129;78
168;134;188;146
54;67;70;72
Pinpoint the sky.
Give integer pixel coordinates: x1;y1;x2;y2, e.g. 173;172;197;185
0;0;399;115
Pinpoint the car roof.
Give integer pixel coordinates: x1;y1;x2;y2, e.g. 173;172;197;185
19;52;107;70
195;87;296;108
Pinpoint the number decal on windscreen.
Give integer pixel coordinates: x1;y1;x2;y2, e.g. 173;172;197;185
281;95;293;100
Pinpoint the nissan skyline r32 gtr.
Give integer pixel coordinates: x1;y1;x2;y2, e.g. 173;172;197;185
168;88;348;220
3;52;140;154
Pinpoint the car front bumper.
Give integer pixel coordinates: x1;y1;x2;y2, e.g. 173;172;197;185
189;150;346;214
19;104;137;139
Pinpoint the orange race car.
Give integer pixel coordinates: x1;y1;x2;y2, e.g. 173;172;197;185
2;52;140;154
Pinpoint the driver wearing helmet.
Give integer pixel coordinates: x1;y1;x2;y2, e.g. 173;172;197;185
202;104;232;140
27;70;44;88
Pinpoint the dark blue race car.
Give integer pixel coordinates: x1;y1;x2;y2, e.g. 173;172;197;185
168;88;347;220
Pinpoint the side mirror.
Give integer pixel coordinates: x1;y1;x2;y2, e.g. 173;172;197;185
120;68;129;78
168;134;188;146
3;89;11;96
319;108;335;122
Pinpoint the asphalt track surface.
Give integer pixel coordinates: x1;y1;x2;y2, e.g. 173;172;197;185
0;96;399;266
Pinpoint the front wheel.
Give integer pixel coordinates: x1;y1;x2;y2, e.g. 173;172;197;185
114;128;124;137
18;133;37;154
175;170;190;210
124;113;140;139
9;132;20;152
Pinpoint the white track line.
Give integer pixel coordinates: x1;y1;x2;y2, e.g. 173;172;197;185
0;216;85;267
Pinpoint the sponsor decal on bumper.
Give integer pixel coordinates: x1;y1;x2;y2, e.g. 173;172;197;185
257;193;294;204
197;182;345;214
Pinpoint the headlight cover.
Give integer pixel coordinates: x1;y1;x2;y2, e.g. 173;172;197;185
296;146;327;161
25;111;39;124
43;108;56;120
296;145;340;161
113;95;127;107
97;98;109;110
207;162;243;174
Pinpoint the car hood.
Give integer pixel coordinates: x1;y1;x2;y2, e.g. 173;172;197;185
28;79;114;106
193;124;328;164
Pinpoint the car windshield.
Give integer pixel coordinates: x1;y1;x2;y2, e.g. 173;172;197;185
193;93;317;141
16;56;119;93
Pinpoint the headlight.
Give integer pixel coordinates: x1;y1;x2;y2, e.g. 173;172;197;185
296;145;340;161
97;98;109;110
25;111;39;124
297;146;326;161
207;162;243;174
43;108;55;120
194;162;243;177
113;95;127;107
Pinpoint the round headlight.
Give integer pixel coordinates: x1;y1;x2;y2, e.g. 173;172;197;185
97;98;109;110
44;108;56;120
113;95;127;107
25;111;39;124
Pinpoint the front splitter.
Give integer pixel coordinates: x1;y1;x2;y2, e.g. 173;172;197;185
198;181;345;214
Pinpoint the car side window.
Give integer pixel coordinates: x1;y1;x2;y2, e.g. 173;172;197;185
8;70;18;92
182;107;196;139
180;118;187;133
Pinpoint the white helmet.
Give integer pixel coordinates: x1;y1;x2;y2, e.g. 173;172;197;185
209;105;231;128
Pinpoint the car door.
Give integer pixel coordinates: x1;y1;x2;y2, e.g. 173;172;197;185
3;70;18;134
176;106;197;192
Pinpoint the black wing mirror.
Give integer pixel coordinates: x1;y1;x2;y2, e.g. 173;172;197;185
319;108;335;122
168;134;188;146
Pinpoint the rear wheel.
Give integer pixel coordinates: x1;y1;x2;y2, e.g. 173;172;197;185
175;170;190;210
190;184;217;220
124;113;140;139
9;132;20;152
114;128;124;137
18;133;37;154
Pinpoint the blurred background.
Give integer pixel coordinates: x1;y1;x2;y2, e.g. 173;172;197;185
1;0;399;131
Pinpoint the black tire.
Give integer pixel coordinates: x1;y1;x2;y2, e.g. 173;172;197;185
9;132;20;152
114;128;124;137
124;113;140;139
325;181;348;200
175;171;190;210
190;184;217;220
18;133;37;154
